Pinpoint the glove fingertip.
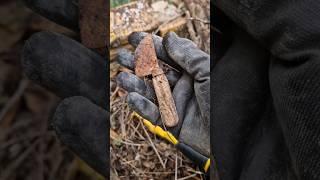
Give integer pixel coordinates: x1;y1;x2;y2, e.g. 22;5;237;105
22;37;37;81
128;32;148;47
163;31;197;52
163;31;178;49
22;31;56;82
116;72;144;92
163;31;177;40
116;72;131;90
117;48;135;70
23;0;79;31
127;92;159;124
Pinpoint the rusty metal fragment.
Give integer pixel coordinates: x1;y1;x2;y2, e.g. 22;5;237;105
134;34;179;127
79;0;107;49
134;34;158;77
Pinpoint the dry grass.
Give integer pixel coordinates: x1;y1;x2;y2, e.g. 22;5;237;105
110;86;204;179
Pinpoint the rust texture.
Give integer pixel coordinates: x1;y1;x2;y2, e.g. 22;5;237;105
134;34;158;77
79;0;108;49
134;34;179;127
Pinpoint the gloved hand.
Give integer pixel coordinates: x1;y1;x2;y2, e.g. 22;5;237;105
213;1;320;179
116;32;210;157
22;0;107;177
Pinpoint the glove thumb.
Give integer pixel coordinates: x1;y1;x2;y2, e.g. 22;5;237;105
163;32;210;82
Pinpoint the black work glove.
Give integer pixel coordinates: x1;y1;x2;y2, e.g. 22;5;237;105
213;1;320;179
22;0;107;177
116;32;210;157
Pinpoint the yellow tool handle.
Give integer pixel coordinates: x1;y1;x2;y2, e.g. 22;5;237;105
132;112;210;173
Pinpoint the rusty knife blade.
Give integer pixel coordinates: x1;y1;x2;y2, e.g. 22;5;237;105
134;34;158;77
133;34;179;127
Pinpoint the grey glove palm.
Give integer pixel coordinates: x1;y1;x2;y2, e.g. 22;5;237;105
116;32;210;156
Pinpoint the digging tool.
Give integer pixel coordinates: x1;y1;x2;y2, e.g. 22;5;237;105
132;112;210;174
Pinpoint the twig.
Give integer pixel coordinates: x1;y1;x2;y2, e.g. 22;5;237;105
129;113;145;140
153;14;183;35
119;156;144;175
178;174;198;180
37;107;50;180
110;86;119;102
0;79;29;124
175;153;178;180
65;158;79;180
119;103;127;137
0;138;40;180
0;132;42;150
122;159;137;165
119;139;147;146
139;171;174;175
211;25;222;34
185;11;199;45
139;119;166;169
188;17;210;24
111;108;121;118
48;143;63;180
129;120;141;139
0;118;33;142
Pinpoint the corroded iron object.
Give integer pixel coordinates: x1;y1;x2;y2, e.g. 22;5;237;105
134;34;179;127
